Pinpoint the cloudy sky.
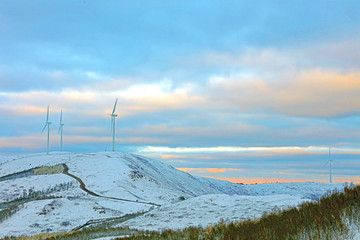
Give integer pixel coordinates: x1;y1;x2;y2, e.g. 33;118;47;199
1;0;359;184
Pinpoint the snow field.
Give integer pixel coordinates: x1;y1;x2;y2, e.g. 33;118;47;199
0;196;152;238
0;152;348;238
117;193;310;232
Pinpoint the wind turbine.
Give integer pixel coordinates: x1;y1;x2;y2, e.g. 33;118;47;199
110;98;118;152
58;110;64;152
42;106;52;155
324;146;333;183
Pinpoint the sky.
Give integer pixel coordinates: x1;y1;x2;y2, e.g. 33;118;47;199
0;0;360;184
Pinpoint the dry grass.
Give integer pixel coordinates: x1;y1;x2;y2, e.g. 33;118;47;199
121;184;360;240
33;164;65;175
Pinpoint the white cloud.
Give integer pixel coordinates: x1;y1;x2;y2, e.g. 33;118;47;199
139;145;338;154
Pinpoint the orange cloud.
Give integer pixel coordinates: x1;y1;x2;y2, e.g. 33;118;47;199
334;177;360;184
161;154;181;159
273;70;360;117
204;176;327;184
0;136;45;150
176;168;197;172
205;168;242;173
176;167;243;174
205;176;360;185
206;68;360;118
0;105;45;117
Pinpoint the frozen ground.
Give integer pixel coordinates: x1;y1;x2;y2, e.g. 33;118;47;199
0;197;150;237
117;193;310;232
0;152;347;238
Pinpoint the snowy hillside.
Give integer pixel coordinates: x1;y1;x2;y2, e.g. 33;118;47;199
0;152;247;204
0;152;346;238
117;193;310;232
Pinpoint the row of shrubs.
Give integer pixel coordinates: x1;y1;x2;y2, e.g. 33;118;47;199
2;213;143;240
3;227;133;240
1;182;76;224
0;194;62;225
2;184;360;240
3;181;75;204
0;204;22;224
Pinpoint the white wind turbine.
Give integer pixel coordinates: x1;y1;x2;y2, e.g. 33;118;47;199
42;105;52;155
110;98;118;152
324;146;333;183
58;110;64;152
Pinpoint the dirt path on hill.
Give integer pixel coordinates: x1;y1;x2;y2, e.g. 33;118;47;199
61;163;161;207
0;164;160;207
71;212;145;231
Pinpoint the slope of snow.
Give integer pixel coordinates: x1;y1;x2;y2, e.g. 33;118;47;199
194;176;249;195
0;197;150;238
197;177;346;201
0;152;72;176
0;152;249;237
347;223;360;240
117;193;310;232
0;152;248;204
244;182;346;200
0;152;348;238
0;174;77;202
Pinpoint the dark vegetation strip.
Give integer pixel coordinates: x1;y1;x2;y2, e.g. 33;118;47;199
1;213;144;240
0;195;60;224
0;182;71;223
0;203;20;223
1;163;160;207
61;164;161;207
72;211;148;231
1;227;135;240
0;169;34;182
0;163;64;182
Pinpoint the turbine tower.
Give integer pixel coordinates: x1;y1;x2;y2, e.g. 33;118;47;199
328;146;333;183
110;98;118;152
58;110;64;152
324;146;333;183
42;105;52;155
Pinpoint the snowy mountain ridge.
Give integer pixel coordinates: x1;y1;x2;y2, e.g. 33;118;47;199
0;152;346;238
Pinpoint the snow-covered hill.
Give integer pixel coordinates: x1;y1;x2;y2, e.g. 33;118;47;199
0;152;346;238
0;152;248;204
117;193;310;232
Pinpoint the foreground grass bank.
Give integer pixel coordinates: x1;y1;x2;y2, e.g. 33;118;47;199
121;184;360;240
2;184;360;240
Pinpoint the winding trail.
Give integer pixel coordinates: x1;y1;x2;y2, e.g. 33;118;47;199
71;212;145;231
61;164;161;207
0;163;160;207
1;163;161;233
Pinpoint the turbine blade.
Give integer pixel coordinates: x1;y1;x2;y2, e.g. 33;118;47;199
42;123;48;133
323;159;330;168
112;98;118;114
60;110;63;124
58;126;61;134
